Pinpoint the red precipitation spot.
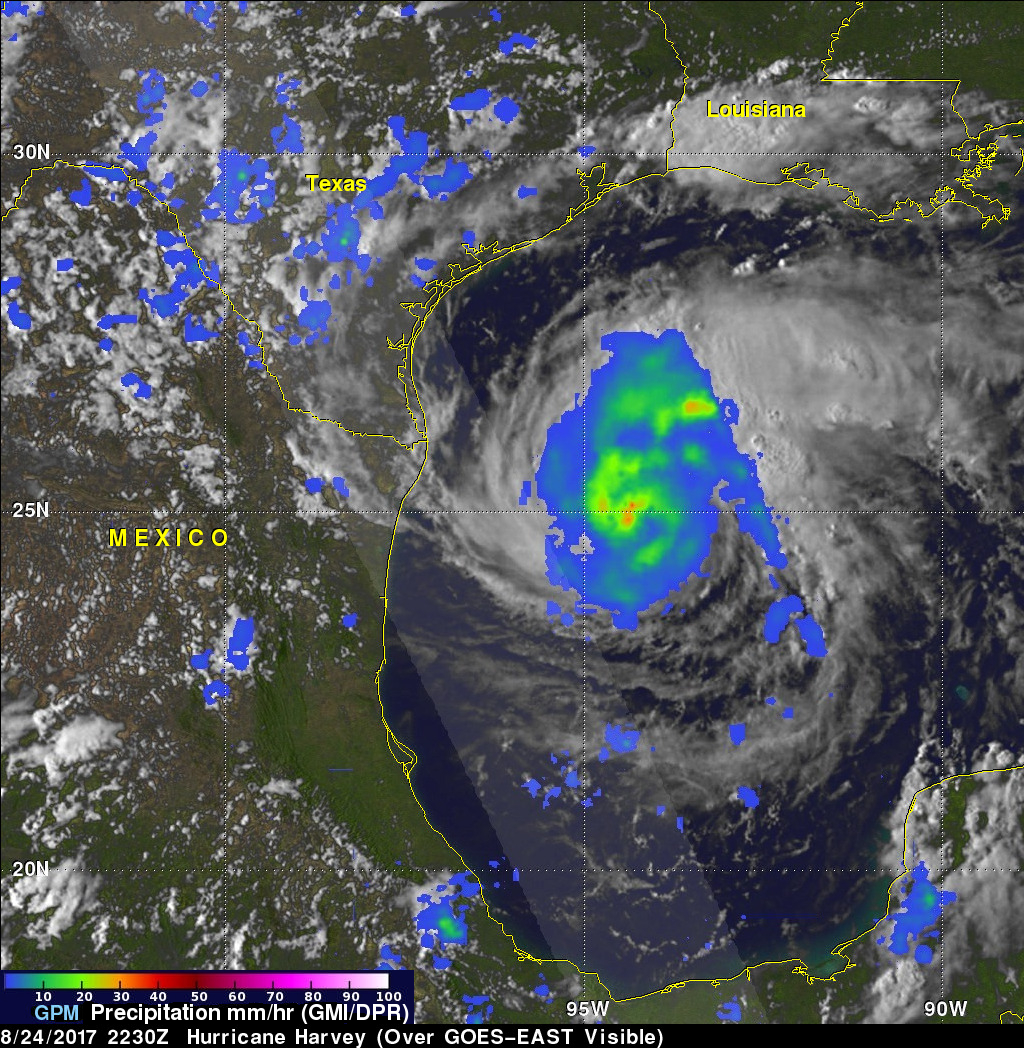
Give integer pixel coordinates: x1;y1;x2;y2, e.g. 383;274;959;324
682;397;713;417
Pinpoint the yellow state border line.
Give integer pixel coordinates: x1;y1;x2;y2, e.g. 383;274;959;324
811;0;1022;227
3;1;1022;1015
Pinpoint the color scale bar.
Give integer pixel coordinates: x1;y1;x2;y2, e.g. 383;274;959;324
5;972;390;990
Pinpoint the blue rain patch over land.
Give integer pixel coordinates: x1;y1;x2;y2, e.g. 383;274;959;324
272;115;303;153
185;1;216;29
271;74;303;153
332;476;350;496
377;944;405;971
1;276;21;293
737;786;760;809
343;613;358;628
421;158;473;197
190;649;213;670
98;313;138;329
226;617;255;670
203;680;230;705
729;723;745;746
135;69;166;126
69;178;92;206
56;258;73;272
184;314;219;342
191;79;209;97
493;96;520;123
305;477;324;494
121;372;152;399
353;117;428;204
463;996;492;1024
451;88;492;111
716;997;742;1022
415;899;468;946
204;151;275;224
297;290;332;343
118;131;158;170
518;185;538;198
886;860;957;957
7;299;31;329
499;33;537;54
141;231;218;317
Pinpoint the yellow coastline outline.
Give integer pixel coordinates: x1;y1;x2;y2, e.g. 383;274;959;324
2;0;1021;1017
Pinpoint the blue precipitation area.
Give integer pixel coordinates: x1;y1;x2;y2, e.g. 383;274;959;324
7;297;32;330
517;185;537;199
729;723;745;746
883;859;957;958
716;997;742;1022
56;258;73;272
737;786;760;809
185;1;216;29
135;68;166;126
140;229;219;319
271;74;303;153
377;944;405;971
203;151;275;223
537;329;786;629
190;649;213;670
493;97;520;124
342;613;358;628
238;330;263;369
499;33;537;54
226;617;255;670
203;680;230;706
599;723;640;762
522;751;601;810
450;87;491;111
120;372;152;399
333;476;350;496
763;594;828;657
415;897;469;947
463;996;492;1024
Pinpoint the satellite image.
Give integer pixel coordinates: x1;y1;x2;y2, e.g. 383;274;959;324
1;0;1022;1029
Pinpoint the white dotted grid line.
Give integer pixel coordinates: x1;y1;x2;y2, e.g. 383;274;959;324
5;508;1020;516
39;866;1021;875
0;151;954;158
220;0;230;974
